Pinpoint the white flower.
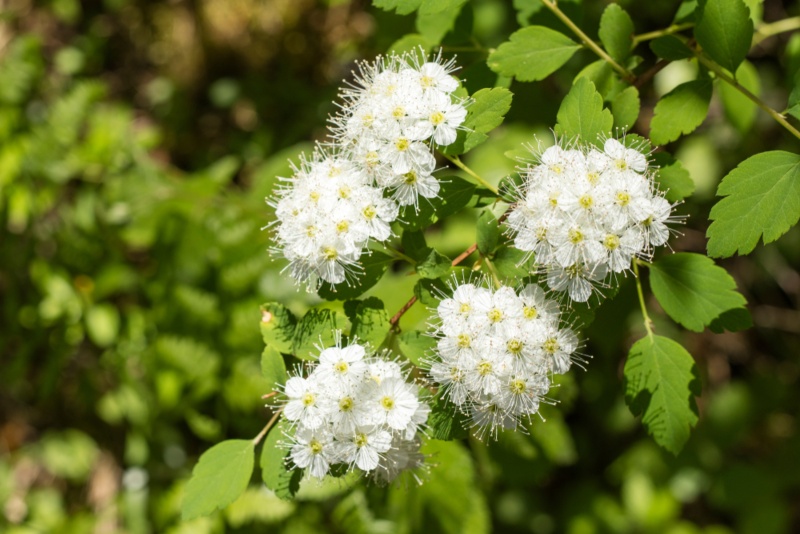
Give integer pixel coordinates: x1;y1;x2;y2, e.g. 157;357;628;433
290;427;335;479
334;425;393;471
283;376;324;429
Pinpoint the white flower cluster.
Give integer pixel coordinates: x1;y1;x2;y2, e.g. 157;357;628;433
428;281;580;438
283;338;430;483
270;51;468;287
331;52;468;207
505;138;677;302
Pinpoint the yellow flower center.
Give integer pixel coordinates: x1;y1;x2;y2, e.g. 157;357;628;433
309;439;323;454
323;246;338;261
395;138;409;151
403;171;418;184
305;225;317;237
362;205;377;220
616;191;631;206
380;396;395;410
420;75;434;88
523;306;538;319
309;191;320;202
338;186;351;199
392;106;405;119
604;234;620;250
550;164;563;175
615;159;628;170
354;433;368;447
579;195;594;209
336;220;349;233
643;216;653;227
430;111;446;125
459;302;471;314
339;396;354;412
328;166;341;177
587;171;600;184
334;361;349;374
543;337;560;354
568;228;584;244
510;379;526;394
302;393;316;407
477;360;493;376
507;339;524;355
457;334;471;349
488;308;503;323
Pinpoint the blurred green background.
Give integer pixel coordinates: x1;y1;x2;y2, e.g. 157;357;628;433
1;0;799;532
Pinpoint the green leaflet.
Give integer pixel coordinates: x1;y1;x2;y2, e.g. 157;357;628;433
652;152;695;201
261;419;302;500
260;302;297;353
610;86;641;131
719;60;761;134
181;439;255;520
476;210;500;256
487;26;581;82
442;87;513;156
555;77;614;146
317;252;393;301
398;329;436;366
260;346;288;392
415;0;469;44
417;248;451;279
349;297;391;349
372;0;422;15
598;4;634;63
427;394;470;441
292;309;347;360
387;33;433;55
707;151;800;257
649;252;747;332
650;35;693;60
649;79;712;145
694;0;753;74
401;176;476;229
624;335;701;455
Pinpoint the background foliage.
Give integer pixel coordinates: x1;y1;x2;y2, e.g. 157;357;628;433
2;0;800;532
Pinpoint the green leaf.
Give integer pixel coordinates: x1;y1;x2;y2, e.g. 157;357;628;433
401;230;431;262
555;77;614;146
182;440;255;520
650;35;693;60
417;249;452;279
398;330;436;366
85;304;120;348
415;277;449;307
400;176;476;229
610;85;641;130
415;0;468;44
444;87;514;155
652;152;695;201
261;420;302;500
317;252;393;301
719;60;761;134
260;347;288;392
624;335;701;455
598;4;634;63
292;309;347;360
492;246;530;279
476;210;500;256
350;297;391;349
387;33;433;55
649;79;712;145
373;0;423;15
694;0;753;74
707;151;800;257
487;26;581;82
708;307;753;333
427;394;470;440
649;252;747;332
260;302;297;354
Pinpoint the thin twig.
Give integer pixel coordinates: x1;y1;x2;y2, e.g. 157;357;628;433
253;407;284;446
633;259;654;339
442;153;499;194
632;22;695;45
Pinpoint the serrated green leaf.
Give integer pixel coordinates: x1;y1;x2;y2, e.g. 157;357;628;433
488;26;581;82
649;252;747;332
555;77;614;146
350;297;390;349
401;176;476;229
708;306;753;333
292;309;347;360
415;0;468;43
694;0;753;74
649;79;712;145
401;230;430;262
652;152;695;201
599;4;634;63
442;87;513;155
610;85;640;130
260;302;297;354
624;335;701;454
261;420;301;500
707;151;800;257
417;249;452;279
398;330;436;366
427;395;470;440
318;252;393;301
373;0;423;15
415;277;449;307
261;346;288;392
476;210;500;256
650;35;694;60
387;33;433;56
182;440;255;520
719;60;761;134
492;246;529;279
